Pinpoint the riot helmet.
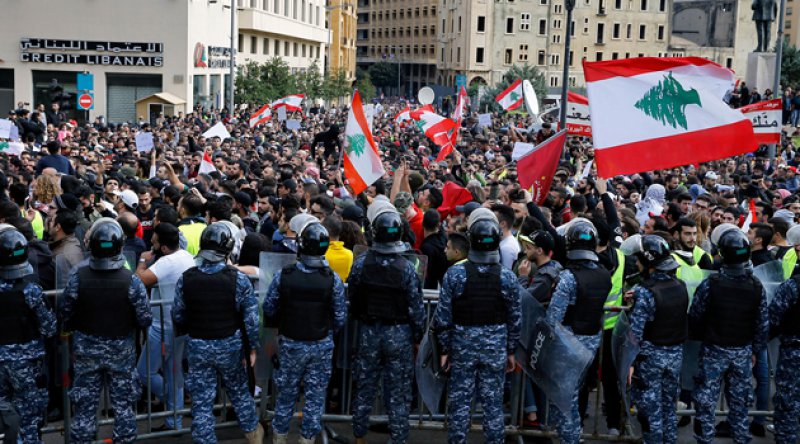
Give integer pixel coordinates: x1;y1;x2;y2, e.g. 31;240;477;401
718;229;751;265
298;222;330;257
0;229;33;280
88;219;126;270
197;223;235;263
371;211;406;254
467;219;501;264
638;235;679;272
565;220;599;261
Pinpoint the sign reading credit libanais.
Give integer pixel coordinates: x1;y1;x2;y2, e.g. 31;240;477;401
20;38;164;67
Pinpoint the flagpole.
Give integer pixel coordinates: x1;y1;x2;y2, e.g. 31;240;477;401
770;0;787;164
559;0;575;160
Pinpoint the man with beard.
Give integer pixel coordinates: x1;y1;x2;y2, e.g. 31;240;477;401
671;218;714;272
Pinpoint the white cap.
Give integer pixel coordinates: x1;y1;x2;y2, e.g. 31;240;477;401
119;190;139;210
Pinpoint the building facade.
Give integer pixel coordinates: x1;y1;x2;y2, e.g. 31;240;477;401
356;0;439;96
328;0;358;81
0;0;234;124
235;0;328;76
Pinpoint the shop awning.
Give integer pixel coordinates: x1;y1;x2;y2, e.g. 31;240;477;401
135;92;186;105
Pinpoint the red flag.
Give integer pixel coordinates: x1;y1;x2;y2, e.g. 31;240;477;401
518;130;568;204
437;181;474;219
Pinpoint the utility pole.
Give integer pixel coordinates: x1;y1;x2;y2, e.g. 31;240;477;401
229;0;236;114
559;0;575;132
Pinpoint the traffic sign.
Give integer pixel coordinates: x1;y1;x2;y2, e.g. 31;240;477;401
78;93;94;110
77;73;94;91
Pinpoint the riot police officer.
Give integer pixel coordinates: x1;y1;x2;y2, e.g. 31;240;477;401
264;218;347;444
432;208;521;444
546;219;611;444
61;219;152;444
172;223;263;443
689;228;769;444
0;228;56;443
348;208;425;444
769;251;800;444
628;235;688;444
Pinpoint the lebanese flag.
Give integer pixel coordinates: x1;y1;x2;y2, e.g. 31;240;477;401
452;86;469;120
249;104;271;128
344;91;385;195
271;94;305;111
740;98;781;145
496;79;524;111
518;130;567;204
395;106;412;123
740;199;757;232
566;91;592;136
410;107;458;147
584;57;757;177
198;151;217;175
435;127;460;162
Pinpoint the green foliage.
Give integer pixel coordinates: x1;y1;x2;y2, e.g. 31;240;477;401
781;43;800;87
295;60;324;100
368;61;400;88
236;58;352;105
473;63;547;112
634;72;701;130
323;68;352;102
355;71;377;102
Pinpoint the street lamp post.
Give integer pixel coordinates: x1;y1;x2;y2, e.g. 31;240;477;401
229;0;236;114
770;0;787;162
559;0;576;132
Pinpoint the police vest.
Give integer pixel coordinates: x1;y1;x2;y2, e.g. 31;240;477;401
0;281;40;345
781;277;800;336
641;277;689;346
278;265;335;341
351;251;410;323
452;262;506;326
563;264;612;336
603;248;626;331
71;267;136;338
182;266;240;339
704;274;762;347
783;247;797;280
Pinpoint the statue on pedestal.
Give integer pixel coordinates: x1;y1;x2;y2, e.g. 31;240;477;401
753;0;778;52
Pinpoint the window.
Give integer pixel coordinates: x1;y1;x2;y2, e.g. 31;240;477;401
274;39;280;55
626;23;632;39
250;36;257;54
519;44;529;61
285;41;290;56
659;0;666;11
788;19;793;28
789;6;794;14
504;48;513;64
506;17;515;33
615;0;621;8
539;19;547;35
612;23;621;38
657;25;665;40
302;44;306;57
476;47;485;63
274;0;279;13
458;16;462;32
293;0;298;18
538;50;546;65
569;76;576;86
596;51;603;61
293;42;298;56
612;52;619;59
540;0;547;4
263;38;269;55
553;34;562;43
555;4;563;13
550;53;560;64
520;13;531;30
477;16;486;32
550;76;559;87
726;57;733;68
553;19;562;28
596;23;605;43
441;48;445;62
457;47;461;62
640;0;647;10
569;50;574;65
570;20;575;36
583;17;589;34
639;24;646;39
598;0;606;14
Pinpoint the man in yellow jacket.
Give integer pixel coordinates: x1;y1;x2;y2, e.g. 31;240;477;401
323;216;353;282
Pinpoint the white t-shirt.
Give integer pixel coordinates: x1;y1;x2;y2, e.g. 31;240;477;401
499;235;521;269
148;249;196;330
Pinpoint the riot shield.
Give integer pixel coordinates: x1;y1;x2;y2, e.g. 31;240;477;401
515;295;594;413
414;331;448;413
256;252;297;383
611;311;640;418
352;244;429;284
753;260;784;304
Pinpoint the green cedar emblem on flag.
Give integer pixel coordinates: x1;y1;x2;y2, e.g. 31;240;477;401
509;91;520;102
347;134;366;157
634;72;702;130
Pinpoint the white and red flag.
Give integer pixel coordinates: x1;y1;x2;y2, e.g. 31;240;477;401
395;106;412;124
566;91;592;136
740;98;781;145
198;151;217;175
248;104;271;128
495;79;524;111
518;130;568;204
344;91;385;195
271;94;305;112
584;57;757;177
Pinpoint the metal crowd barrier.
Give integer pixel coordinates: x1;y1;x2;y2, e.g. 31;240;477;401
12;278;778;443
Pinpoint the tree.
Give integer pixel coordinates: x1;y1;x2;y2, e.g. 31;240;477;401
355;70;377;102
296;60;324;100
781;43;800;88
473;63;548;112
368;61;399;89
323;68;351;102
235;58;296;105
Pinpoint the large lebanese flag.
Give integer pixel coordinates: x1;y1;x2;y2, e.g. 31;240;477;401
740;98;781;145
249;104;271;128
344;91;385;195
452;86;468;120
395;106;412;123
496;79;524;111
271;94;304;112
410;107;458;147
566;91;592;136
584;57;757;177
518;130;568;204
